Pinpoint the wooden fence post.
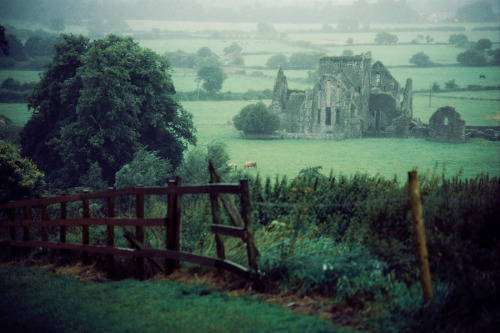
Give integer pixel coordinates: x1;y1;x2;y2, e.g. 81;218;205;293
23;199;30;256
8;205;16;257
209;162;226;261
60;196;68;257
107;188;115;278
136;186;145;280
239;179;259;275
409;170;434;303
82;191;90;265
41;201;49;256
165;177;181;274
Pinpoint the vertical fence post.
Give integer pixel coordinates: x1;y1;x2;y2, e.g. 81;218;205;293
8;205;16;257
209;162;225;261
22;199;30;256
409;170;434;303
165;177;181;275
60;197;67;257
136;186;145;280
107;188;115;278
82;190;90;265
239;179;259;275
41;201;49;256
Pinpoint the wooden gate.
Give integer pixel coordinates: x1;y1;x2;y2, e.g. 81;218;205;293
0;163;259;281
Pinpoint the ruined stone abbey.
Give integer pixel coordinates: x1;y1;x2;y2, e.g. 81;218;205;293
270;52;414;139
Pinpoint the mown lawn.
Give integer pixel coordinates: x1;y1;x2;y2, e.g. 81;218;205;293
0;265;347;333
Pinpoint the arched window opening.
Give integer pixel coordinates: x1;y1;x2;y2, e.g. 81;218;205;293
326;107;332;125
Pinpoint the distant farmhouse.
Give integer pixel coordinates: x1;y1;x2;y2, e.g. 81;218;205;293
270;52;415;139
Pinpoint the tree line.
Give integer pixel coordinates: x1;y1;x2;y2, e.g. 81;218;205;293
0;25;58;69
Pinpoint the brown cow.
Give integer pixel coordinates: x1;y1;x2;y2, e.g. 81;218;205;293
243;161;257;169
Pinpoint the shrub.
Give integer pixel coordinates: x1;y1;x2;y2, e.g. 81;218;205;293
0;140;45;203
475;38;492;51
114;148;173;189
409;52;431;67
457;49;488;66
445;79;458;89
448;33;470;47
266;53;289;69
374;32;398;44
175;140;232;185
233;102;280;134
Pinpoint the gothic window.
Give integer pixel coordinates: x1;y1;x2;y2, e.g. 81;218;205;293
317;109;321;124
376;73;381;86
326;107;332;125
335;108;341;124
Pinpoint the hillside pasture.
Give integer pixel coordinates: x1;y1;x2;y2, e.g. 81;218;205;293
390;66;500;91
182;100;500;181
0;103;31;126
325;44;463;66
171;68;311;93
413;91;500;126
288;29;500;46
140;38;310;58
0;70;40;83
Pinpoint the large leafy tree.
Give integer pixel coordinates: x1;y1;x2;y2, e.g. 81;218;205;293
409;52;431;67
196;65;226;98
374;32;398;45
21;34;196;189
457;49;488;66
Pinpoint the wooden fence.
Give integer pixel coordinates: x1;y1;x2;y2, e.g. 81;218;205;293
0;166;260;281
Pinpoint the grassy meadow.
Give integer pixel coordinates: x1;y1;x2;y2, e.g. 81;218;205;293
0;21;498;182
0;265;344;333
182;100;499;180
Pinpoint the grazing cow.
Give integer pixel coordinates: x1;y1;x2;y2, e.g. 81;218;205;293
479;75;486;79
228;163;237;170
243;161;257;169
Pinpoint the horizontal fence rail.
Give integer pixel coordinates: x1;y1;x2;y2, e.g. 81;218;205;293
0;176;260;281
0;184;242;209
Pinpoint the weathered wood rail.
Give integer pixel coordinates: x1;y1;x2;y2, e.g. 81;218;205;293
0;168;259;281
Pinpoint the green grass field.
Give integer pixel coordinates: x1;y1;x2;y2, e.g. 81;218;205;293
0;265;344;333
0;97;498;181
141;38;310;57
413;91;499;126
0;70;40;83
390;66;500;90
182;100;500;181
0;103;31;126
0;25;498;182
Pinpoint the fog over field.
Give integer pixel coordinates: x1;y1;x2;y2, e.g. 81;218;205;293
0;0;499;181
1;2;500;332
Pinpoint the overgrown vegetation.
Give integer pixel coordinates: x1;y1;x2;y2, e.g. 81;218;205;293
0;140;45;203
19;34;196;190
233;102;280;135
2;165;498;331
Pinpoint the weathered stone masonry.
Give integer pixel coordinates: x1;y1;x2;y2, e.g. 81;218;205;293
270;52;414;140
